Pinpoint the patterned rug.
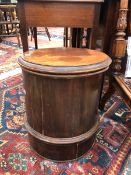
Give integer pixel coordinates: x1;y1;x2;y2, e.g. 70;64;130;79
0;28;63;77
0;43;22;74
1;27;63;50
0;75;130;175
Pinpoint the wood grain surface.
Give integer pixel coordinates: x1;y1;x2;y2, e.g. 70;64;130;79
24;48;110;66
18;48;111;75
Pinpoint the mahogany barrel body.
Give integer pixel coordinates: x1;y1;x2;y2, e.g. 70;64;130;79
18;48;111;161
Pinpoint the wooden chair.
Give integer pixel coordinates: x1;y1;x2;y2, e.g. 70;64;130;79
17;0;104;52
100;0;131;110
0;4;20;47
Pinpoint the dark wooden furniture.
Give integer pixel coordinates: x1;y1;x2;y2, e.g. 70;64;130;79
0;4;20;46
128;0;131;35
17;0;104;52
100;0;131;110
18;48;111;161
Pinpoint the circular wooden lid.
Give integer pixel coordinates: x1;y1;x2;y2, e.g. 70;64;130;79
18;48;111;75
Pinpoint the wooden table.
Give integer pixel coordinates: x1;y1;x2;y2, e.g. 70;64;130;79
17;0;104;52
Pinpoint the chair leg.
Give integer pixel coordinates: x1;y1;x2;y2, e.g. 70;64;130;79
72;28;77;48
76;28;82;48
99;76;116;110
45;27;51;41
30;27;33;41
15;25;21;47
33;27;38;49
86;28;92;49
4;11;9;35
69;28;72;47
64;28;68;47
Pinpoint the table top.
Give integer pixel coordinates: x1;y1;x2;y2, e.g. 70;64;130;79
18;48;111;75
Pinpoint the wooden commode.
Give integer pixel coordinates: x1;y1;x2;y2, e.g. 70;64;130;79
18;48;111;161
